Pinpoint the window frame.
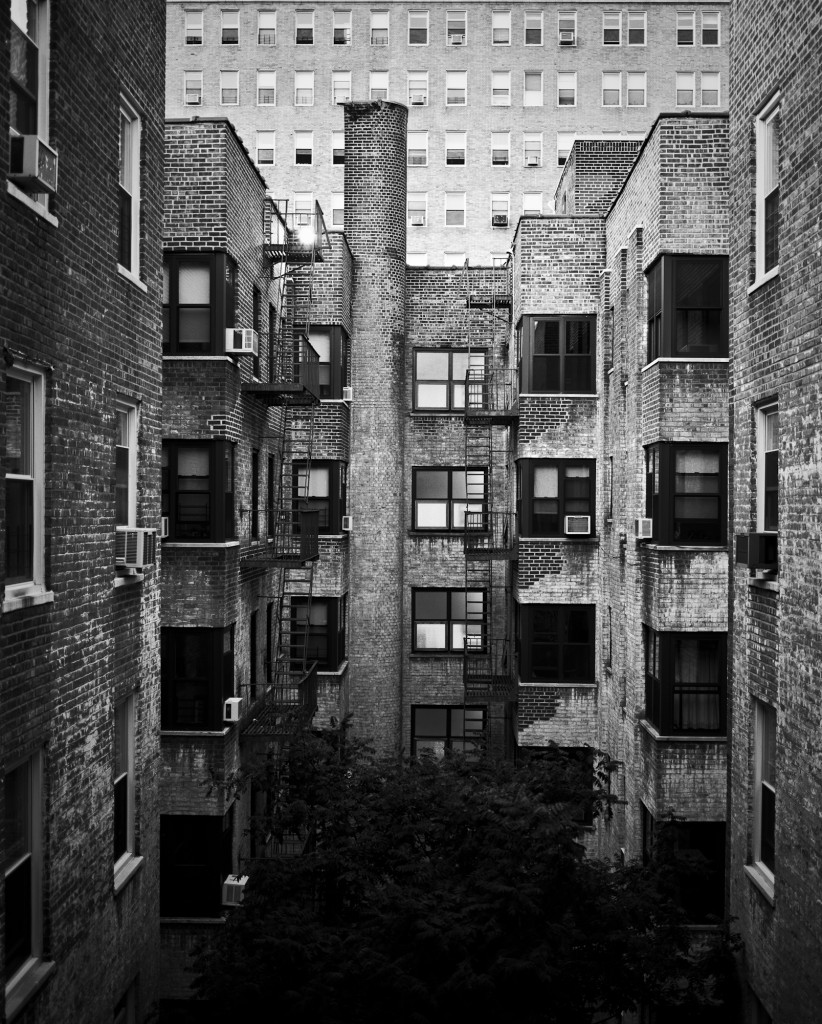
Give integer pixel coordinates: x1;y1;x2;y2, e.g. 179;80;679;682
117;97;141;276
602;71;622;106
413;349;486;412
756;403;779;534
491;192;510;226
221;9;239;44
644;442;728;545
645;254;729;361
445;130;466;165
752;699;776;882
4;753;44;991
219;69;239;106
701;71;720;107
491;9;511;45
518;458;596;537
558;10;577;44
413;467;487;532
446;9;466;45
518;604;596;684
333;9;352;44
183;70;203;106
412;588;486;654
754;93;781;283
557;132;575;166
115;398;139;529
295;9;314;44
701;10;720;45
369;70;389;101
491;131;510;166
523;70;543;106
491;70;511;106
332;72;351;104
524;9;543;45
603;11;622;45
294;70;315;106
411;706;486;756
162;252;237;356
518;314;597;395
644;627;727;735
294;130;314;166
523;133;542;167
113;694;137;872
370;10;389;45
407;71;429;106
408;9;429;45
292;460;347;533
407;191;428;228
256;130;275;166
626;71;646;107
445;70;467;106
331;130;345;164
257;70;276;106
675;71;695;106
161;626;235;732
307;325;349;399
445;191;466;228
185;9;203;44
160;811;233;917
407;130;429;166
676;10;695;45
557;71;577;106
258;10;276;44
290;595;347;671
162;439;236;543
522;191;543;216
627;10;646;44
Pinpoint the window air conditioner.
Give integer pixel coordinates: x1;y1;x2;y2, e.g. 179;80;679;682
342;386;353;402
410;213;425;226
449;33;465;44
222;874;249;906
635;517;653;540
560;30;576;44
565;515;591;536
160;516;169;539
341;515;353;532
185;91;202;105
410;93;427;105
9;135;59;195
225;328;259;356
491;214;508;227
735;532;778;571
525;155;540;167
115;527;157;570
224;696;242;723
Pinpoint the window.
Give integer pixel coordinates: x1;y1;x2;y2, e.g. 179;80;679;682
445;131;466;165
256;70;276;105
757;404;779;533
557;132;575;166
117;99;141;276
293;461;347;533
257;130;275;165
332;71;351;104
222;9;239;43
522;192;542;216
642;809;726;922
160;812;232;917
307;325;348;398
331;130;345;164
412;589;485;653
702;10;720;45
524;10;542;44
518;604;595;684
413;349;485;410
370;71;389;100
518;315;596;394
645;255;729;360
676;11;695;45
447;10;466;44
407;131;428;165
644;443;727;544
755;94;781;279
523;71;543;106
445;192;466;227
627;11;646;44
558;10;577;44
407;192;427;227
162;440;235;542
523;133;542;167
294;70;314;105
407;72;428;105
4;753;44;986
491;71;510;105
220;70;239;105
519;459;595;536
491;193;509;226
330;192;344;227
162;253;237;355
644;628;726;734
185;10;203;44
4;364;45;598
491;131;509;166
676;71;695;106
161;626;234;731
753;700;776;879
115;399;138;528
258;10;276;44
184;70;202;105
294;192;313;225
290;596;347;670
557;72;576;106
446;70;467;105
370;10;388;45
413;468;485;530
602;71;621;106
603;11;621;44
333;9;351;44
295;9;314;43
408;10;428;44
492;10;511;44
113;695;136;870
627;72;646;106
701;71;720;106
412;707;485;756
294;131;313;165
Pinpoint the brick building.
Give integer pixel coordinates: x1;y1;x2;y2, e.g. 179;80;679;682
163;0;729;264
1;0;166;1021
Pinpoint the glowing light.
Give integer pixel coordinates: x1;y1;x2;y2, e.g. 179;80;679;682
297;224;315;246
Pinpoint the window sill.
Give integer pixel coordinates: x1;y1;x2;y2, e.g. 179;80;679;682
639;718;727;743
161;540;240;548
6;181;59;227
519;535;599;544
161;728;229;738
639;543;727;552
409;652;467;660
160;916;226;926
517;392;598;399
744;863;775;905
748;266;780;295
408;530;477;539
162;355;237;362
6;959;57;1022
642;356;729;371
117;263;148;292
114;854;144;895
2;587;55;614
318;660;349;678
518;680;597;689
114;572;145;589
410;410;465;417
749;576;779;592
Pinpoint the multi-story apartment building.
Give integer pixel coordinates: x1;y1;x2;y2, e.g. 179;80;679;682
1;0;165;1021
164;0;729;264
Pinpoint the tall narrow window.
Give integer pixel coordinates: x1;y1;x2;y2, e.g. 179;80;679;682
220;70;239;105
602;72;621;106
4;754;43;984
162;440;236;542
557;72;576;106
407;192;427;227
701;11;720;45
757;404;779;533
603;11;621;44
407;72;428;105
115;399;138;528
222;10;239;44
447;10;466;44
257;71;276;105
753;700;776;880
558;11;577;44
333;10;352;44
250;610;258;700
491;194;509;226
294;131;313;165
113;695;136;870
645;443;727;544
331;131;345;164
185;10;203;44
330;193;344;227
627;11;646;44
161;627;235;731
524;71;543;106
294;71;314;106
4;365;45;598
523;134;542;167
676;71;695;106
557;132;575;166
332;71;351;104
184;70;203;106
676;11;695;45
370;10;388;45
445;131;466;165
445;192;466;227
446;71;467;105
258;10;276;44
627;72;646;107
118;99;141;274
295;10;314;43
701;72;720;106
408;131;428;166
756;94;781;280
644;628;726;735
491;131;509;166
408;10;428;44
491;71;511;105
370;71;389;100
524;10;542;44
257;131;275;166
522;192;542;216
491;10;511;44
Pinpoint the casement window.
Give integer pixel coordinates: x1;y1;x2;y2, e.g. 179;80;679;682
407;192;427;228
518;315;596;394
370;71;389;100
446;70;467;105
557;72;576;106
258;10;276;44
755;94;781;280
518;604;595;684
257;71;276;105
185;10;203;44
162;253;237;355
294;71;314;105
702;10;720;45
519;459;595;537
408;131;428;166
295;9;314;43
220;70;239;105
491;71;511;106
757;403;779;534
602;71;621;106
293;461;347;533
412;706;485;756
408;10;428;44
257;130;275;165
524;10;542;44
644;628;726;735
113;695;136;871
4;364;45;599
644;443;727;544
557;132;575;166
407;72;428;106
603;11;621;44
522;192;542;216
184;70;203;105
413;349;485;410
161;441;235;542
627;71;646;106
115;399;138;528
445;131;466;165
412;589;485;653
294;131;313;165
753;699;776;881
333;9;351;44
490;193;509;226
413;468;485;530
4;753;44;986
558;11;577;45
307;325;349;398
331;130;345;164
161;627;235;732
445;192;466;227
627;11;646;44
492;10;511;44
642;808;726;922
160;811;232;917
676;11;695;45
524;71;543;106
290;596;347;670
221;9;239;43
701;71;720;106
676;71;695;106
370;10;388;45
523;133;542;167
645;255;729;361
491;131;509;166
118;99;141;274
447;10;466;44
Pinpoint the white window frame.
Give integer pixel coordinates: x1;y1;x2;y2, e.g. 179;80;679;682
675;71;695;107
333;9;351;44
115;398;138;528
492;10;511;45
677;10;695;45
523;70;543;106
702;10;720;45
524;10;542;45
603;11;622;45
491;71;511;106
294;70;315;106
294;131;313;165
447;9;466;45
257;70;276;106
258;10;276;44
330;192;344;227
446;70;467;106
408;9;429;45
407;71;429;106
184;70;203;106
602;71;622;106
113;695;137;879
753;92;781;286
407;130;429;166
558;10;577;45
522;192;543;216
407;192;428;228
370;70;389;101
220;69;239;105
490;193;509;227
626;71;646;107
332;71;352;104
295;9;314;44
491;131;510;166
118;97;141;279
331;130;345;164
557;131;575;166
8;0;53;213
523;133;542;168
557;71;577;106
701;71;720;107
370;10;389;45
627;11;646;44
221;9;239;43
256;130;275;165
445;192;466;228
445;130;466;165
293;192;314;225
756;403;779;533
185;9;203;44
752;699;776;888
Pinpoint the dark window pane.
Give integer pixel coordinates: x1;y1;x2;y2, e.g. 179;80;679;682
416;591;448;618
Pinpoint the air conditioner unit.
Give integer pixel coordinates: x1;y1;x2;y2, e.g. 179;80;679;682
635;517;653;540
735;532;778;571
449;33;465;44
160;516;169;539
222;874;249;906
9;135;59;195
491;214;509;227
410;93;427;105
409;213;425;226
525;155;540;167
560;30;576;44
115;527;157;570
225;328;259;356
565;515;591;536
224;696;242;723
341;515;353;532
342;386;353;402
185;91;202;105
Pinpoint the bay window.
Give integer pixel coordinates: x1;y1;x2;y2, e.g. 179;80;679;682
518;604;595;684
161;626;235;731
646;255;728;361
644;627;726;735
162;440;235;542
162;253;237;355
644;443;727;544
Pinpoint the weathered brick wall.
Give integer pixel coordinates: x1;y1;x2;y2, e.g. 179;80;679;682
641;359;728;445
637;729;727;820
556;139;642;216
